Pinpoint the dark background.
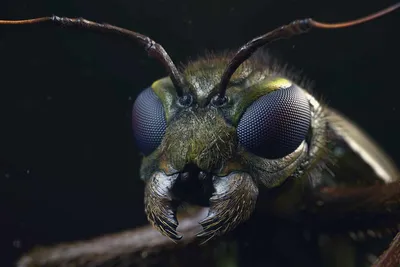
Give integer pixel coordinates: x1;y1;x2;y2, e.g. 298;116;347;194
0;0;399;266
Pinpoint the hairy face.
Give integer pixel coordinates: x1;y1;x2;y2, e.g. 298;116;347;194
132;54;323;241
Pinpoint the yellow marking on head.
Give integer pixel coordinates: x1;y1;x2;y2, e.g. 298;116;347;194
266;77;292;91
151;78;164;90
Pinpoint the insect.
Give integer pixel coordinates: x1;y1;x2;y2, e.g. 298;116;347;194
1;2;399;267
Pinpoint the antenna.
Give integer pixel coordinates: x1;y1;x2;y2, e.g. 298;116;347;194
0;16;187;96
214;3;400;105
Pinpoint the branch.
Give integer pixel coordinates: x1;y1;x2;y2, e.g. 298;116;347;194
17;208;211;267
373;231;400;267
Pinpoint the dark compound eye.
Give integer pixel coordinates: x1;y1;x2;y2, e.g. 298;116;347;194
237;85;311;159
132;87;166;156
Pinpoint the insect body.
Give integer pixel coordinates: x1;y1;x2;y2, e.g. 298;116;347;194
1;3;400;267
134;54;400;266
130;4;400;244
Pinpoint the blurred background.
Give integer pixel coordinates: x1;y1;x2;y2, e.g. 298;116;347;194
0;0;398;266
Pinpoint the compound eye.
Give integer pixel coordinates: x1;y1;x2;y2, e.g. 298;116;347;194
132;87;166;156
237;85;311;159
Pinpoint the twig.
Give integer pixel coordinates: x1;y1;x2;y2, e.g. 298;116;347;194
17;208;211;267
372;231;400;267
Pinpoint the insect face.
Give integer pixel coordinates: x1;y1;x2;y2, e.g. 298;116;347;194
132;56;320;240
0;3;398;248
